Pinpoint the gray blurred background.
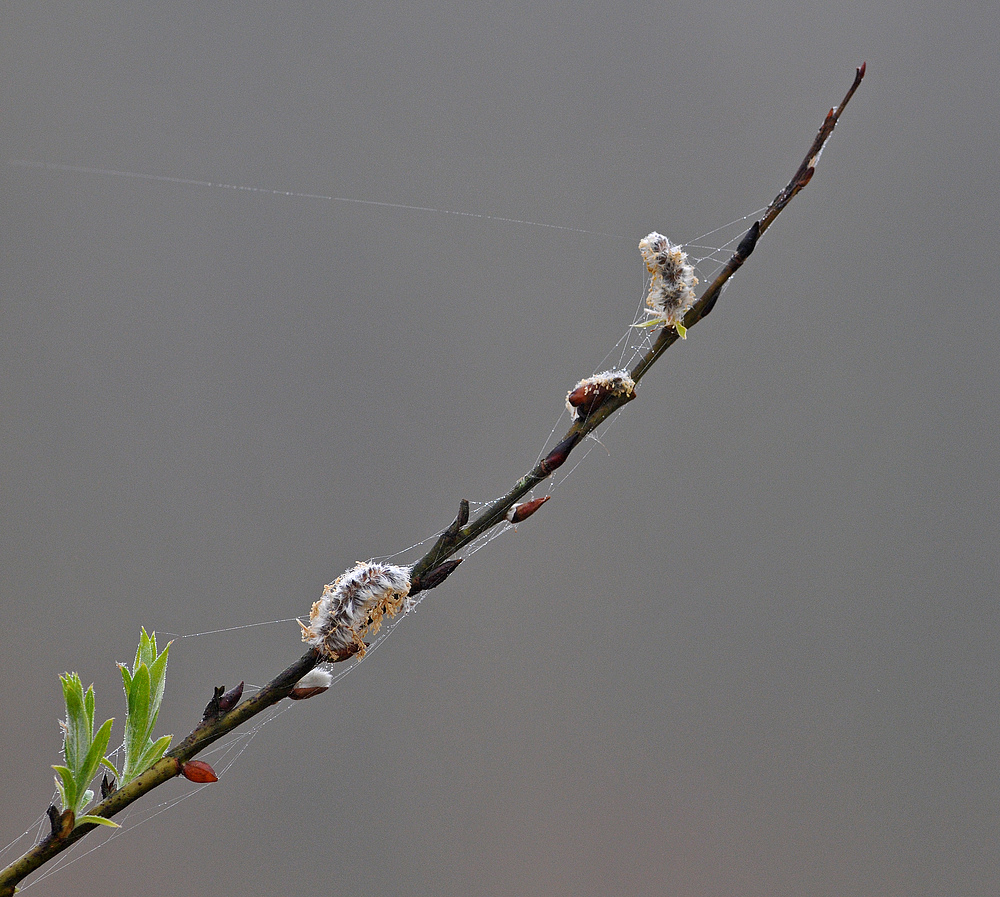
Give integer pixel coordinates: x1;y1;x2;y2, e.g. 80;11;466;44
2;1;997;895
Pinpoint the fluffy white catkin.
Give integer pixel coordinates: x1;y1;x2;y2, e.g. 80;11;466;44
300;562;412;659
637;232;698;337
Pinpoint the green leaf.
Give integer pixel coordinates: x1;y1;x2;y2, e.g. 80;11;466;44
119;662;133;694
52;766;74;809
117;630;173;785
134;734;172;774
126;663;151;745
83;682;95;742
94;630;174;788
145;639;171;732
76;814;120;829
78;718;114;796
136;627;155;670
59;674;87;772
120;668;150;784
55;673;115;816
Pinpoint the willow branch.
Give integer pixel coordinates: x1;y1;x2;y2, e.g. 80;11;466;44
0;649;321;895
0;63;865;897
631;61;866;381
413;61;867;580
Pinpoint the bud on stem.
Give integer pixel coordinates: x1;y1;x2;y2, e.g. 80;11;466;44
181;760;218;784
506;495;550;523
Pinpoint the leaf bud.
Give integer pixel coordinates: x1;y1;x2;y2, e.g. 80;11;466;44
506;495;550;523
218;681;245;712
181;760;219;783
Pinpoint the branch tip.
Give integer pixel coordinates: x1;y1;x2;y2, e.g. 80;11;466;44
45;805;60;838
445;499;470;540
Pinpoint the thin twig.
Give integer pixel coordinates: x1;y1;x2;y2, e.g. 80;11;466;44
0;62;865;897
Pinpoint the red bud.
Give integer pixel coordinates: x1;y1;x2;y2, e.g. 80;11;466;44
567;382;611;416
218;681;244;711
508;495;550;523
181;760;219;783
418;558;463;592
566;384;592;408
289;684;330;701
541;435;577;474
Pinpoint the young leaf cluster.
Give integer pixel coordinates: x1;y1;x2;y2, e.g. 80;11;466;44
51;629;172;832
110;628;173;786
52;674;117;828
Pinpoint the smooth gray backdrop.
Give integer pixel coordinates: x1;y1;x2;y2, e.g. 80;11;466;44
3;2;997;895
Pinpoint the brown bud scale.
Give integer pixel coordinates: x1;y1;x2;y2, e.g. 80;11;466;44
218;681;245;712
289;685;330;701
509;495;550;523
